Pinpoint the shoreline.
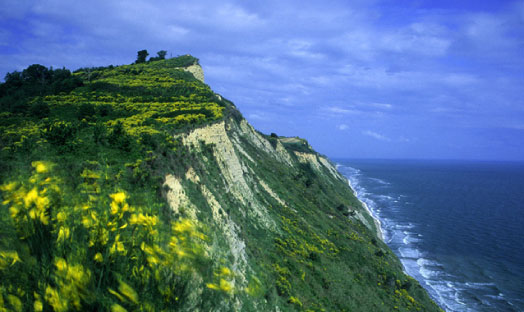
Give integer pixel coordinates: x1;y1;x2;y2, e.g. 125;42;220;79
345;174;385;241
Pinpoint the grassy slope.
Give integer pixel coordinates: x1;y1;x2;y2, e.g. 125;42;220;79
0;56;441;311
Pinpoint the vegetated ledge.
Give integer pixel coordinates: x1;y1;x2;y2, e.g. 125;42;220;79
0;54;443;311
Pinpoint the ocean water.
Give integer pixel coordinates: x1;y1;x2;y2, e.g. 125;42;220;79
335;159;524;312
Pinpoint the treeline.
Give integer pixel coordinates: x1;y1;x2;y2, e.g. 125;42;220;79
0;65;83;113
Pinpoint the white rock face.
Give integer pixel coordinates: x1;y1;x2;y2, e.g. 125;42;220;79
294;151;322;171
183;64;205;83
163;174;197;218
181;120;278;230
259;180;286;207
318;156;346;181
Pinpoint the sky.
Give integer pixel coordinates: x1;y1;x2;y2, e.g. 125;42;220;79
1;0;524;161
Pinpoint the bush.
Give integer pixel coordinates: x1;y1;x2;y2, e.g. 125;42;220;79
43;121;79;148
29;102;50;119
77;104;96;121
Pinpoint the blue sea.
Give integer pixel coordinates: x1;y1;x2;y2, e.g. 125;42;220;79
335;159;524;312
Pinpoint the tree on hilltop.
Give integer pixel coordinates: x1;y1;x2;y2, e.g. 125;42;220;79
149;50;168;62
135;50;149;63
156;50;167;60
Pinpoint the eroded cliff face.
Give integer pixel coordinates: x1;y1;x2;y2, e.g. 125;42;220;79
161;115;381;305
183;64;205;83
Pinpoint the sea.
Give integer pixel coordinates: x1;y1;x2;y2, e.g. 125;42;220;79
335;159;524;312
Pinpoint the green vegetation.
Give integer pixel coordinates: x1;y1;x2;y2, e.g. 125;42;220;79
0;55;232;311
0;53;442;311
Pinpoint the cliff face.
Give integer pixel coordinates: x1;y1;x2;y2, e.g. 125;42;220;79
161;108;441;311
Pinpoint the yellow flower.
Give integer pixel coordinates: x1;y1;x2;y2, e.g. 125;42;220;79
7;294;22;312
219;278;233;293
32;161;49;173
9;206;20;218
39;213;49;225
82;216;92;228
111;303;128;312
0;181;17;192
116;241;125;254
173;219;193;233
219;267;233;277
34;299;44;312
110;201;119;215
110;192;126;204
118;280;139;304
45;286;67;312
0;251;21;266
57;227;70;242
29;208;38;220
24;187;38;207
56;211;67;222
94;253;103;263
55;257;67;271
36;196;49;210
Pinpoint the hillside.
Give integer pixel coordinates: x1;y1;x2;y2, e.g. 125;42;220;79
0;54;442;311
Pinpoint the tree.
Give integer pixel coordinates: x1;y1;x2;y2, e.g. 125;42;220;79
135;50;149;64
149;50;168;62
156;50;167;60
22;64;50;85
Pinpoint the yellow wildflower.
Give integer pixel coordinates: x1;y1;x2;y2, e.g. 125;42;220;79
118;280;139;304
81;216;92;228
56;211;67;222
39;212;49;225
219;267;233;277
116;241;125;254
111;303;128;312
9;206;19;218
34;299;44;312
36;196;49;210
57;227;70;242
0;181;17;192
55;258;67;272
24;187;38;207
206;282;219;290
0;251;21;267
45;286;68;312
29;208;38;219
110;201;119;215
108;288;125;302
7;294;22;312
32;161;49;173
219;278;233;293
94;253;103;263
173;219;193;233
110;192;126;204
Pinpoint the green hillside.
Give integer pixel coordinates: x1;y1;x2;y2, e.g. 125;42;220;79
0;54;442;311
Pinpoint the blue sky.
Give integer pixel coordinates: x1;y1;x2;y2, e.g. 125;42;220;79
1;0;524;161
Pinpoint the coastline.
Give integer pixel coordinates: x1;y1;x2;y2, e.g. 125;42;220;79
344;171;384;241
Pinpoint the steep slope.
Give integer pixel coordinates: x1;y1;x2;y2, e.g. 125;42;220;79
0;55;441;311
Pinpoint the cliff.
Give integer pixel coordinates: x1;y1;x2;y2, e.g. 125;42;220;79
0;55;442;311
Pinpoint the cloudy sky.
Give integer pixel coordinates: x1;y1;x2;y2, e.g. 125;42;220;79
2;0;524;161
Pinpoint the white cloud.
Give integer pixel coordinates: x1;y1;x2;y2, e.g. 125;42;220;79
338;124;349;130
368;102;392;109
326;106;361;114
362;130;391;141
